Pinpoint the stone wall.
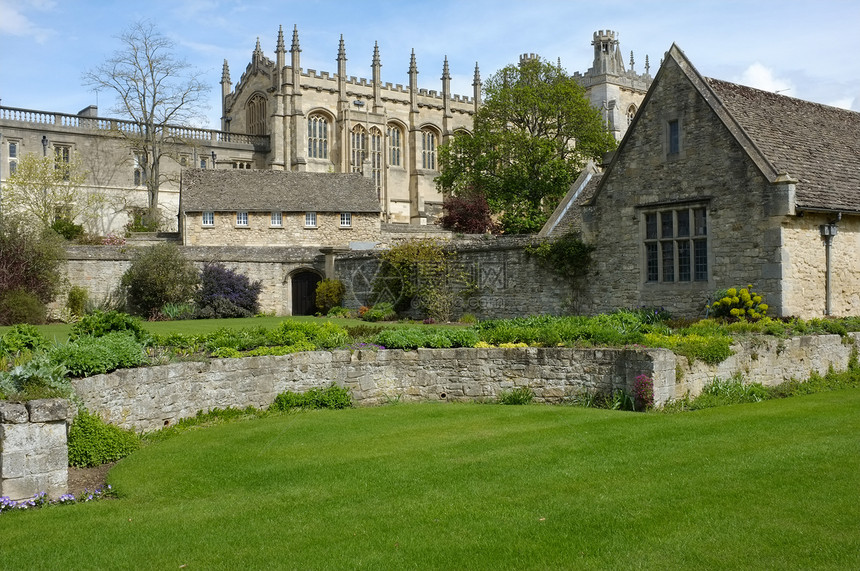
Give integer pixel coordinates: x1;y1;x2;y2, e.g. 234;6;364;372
0;399;68;501
60;245;327;316
781;213;860;317
70;332;857;432
183;211;381;247
334;236;574;319
60;237;570;319
72;347;663;432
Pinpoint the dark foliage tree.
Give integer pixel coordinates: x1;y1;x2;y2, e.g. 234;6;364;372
194;263;262;319
437;57;616;234
437;189;497;234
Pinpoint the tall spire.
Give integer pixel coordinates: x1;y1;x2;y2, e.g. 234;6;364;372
409;49;419;112
291;25;300;53
221;59;231;85
409;49;418;76
441;56;451;120
254;37;262;56
372;41;382;113
337;34;346;62
276;25;285;53
629;50;635;71
472;62;482;111
337;34;347;104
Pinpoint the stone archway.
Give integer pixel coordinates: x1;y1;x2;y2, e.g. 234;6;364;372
291;270;322;315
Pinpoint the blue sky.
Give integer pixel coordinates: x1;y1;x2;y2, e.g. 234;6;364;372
2;0;858;128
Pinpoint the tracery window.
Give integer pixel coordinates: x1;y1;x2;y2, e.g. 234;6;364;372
421;129;437;170
351;125;367;173
247;94;267;136
370;127;383;196
308;115;329;159
387;125;402;167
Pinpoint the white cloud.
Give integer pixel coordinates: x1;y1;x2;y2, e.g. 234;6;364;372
737;62;793;94
827;97;855;111
0;0;56;42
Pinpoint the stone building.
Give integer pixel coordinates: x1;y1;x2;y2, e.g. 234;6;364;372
0;28;648;234
572;29;653;141
179;168;381;248
220;26;479;225
544;44;860;319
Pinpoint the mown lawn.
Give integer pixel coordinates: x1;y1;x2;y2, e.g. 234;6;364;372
1;389;858;570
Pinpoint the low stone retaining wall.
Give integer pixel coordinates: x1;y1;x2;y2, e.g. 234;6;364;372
71;332;858;432
0;399;68;501
73;347;666;432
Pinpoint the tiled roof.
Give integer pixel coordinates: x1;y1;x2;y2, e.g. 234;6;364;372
180;169;381;213
705;77;860;213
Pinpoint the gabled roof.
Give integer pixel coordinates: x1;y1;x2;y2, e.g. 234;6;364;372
589;44;860;214
704;78;860;212
180;169;381;213
539;161;602;237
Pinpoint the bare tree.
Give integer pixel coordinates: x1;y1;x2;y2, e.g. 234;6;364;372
83;20;209;227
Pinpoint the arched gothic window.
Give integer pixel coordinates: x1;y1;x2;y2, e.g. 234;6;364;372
308;114;329;159
421;129;437;170
627;105;637;125
247;94;267;136
387;124;402;167
370;127;383;195
351;125;367;172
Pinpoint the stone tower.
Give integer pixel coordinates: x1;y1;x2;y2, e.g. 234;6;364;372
572;30;652;141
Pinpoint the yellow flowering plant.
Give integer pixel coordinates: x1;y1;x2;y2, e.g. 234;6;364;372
710;284;769;320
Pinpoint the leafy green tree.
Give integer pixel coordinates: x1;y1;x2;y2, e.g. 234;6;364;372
437;57;616;234
120;243;199;318
372;239;474;322
0;215;66;324
2;152;102;233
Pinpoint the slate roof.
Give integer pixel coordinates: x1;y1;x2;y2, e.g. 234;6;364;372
180;169;381;213
704;77;860;213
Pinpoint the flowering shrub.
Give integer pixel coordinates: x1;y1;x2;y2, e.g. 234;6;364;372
711;285;768;320
633;374;654;410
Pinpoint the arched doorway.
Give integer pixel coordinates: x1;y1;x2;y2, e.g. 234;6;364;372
291;271;322;315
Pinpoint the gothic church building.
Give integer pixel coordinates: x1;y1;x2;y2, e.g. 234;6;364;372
0;28;650;232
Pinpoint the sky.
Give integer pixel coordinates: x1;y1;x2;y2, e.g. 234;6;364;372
1;0;859;128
